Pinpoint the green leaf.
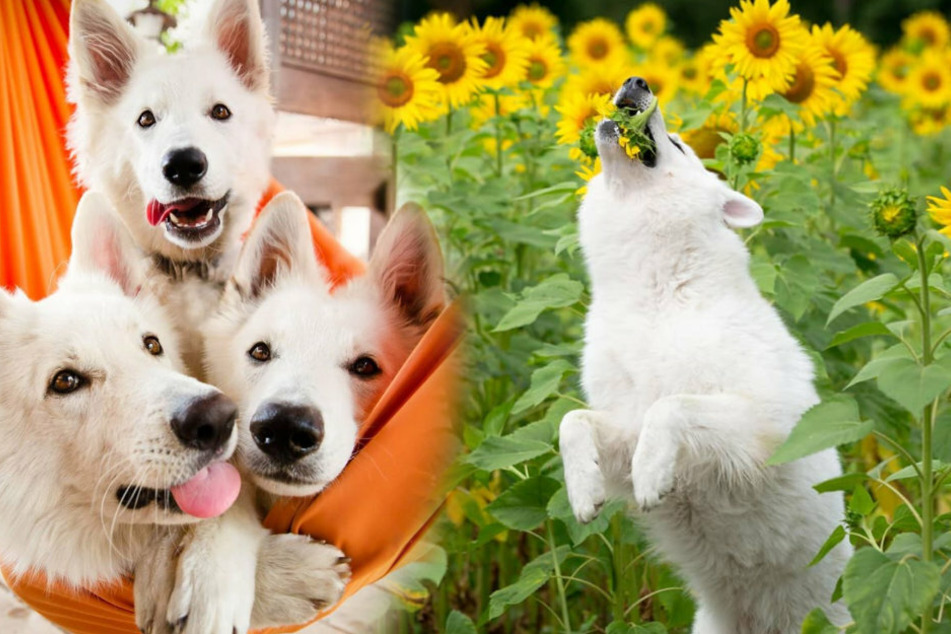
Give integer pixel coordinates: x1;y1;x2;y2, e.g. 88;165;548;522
827;273;899;325
494;274;583;332
877;358;951;413
512;360;575;414
487;546;569;619
849;484;876;516
814;472;868;493
767;396;873;465
606;623;668;634
486;476;560;530
467;435;552;471
886;460;947;482
843;547;940;634
810;525;847;567
826;322;894;349
800;608;839;634
445;610;478;634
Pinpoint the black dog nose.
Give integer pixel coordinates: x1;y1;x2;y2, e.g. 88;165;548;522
250;403;325;465
624;76;651;94
171;392;237;452
162;147;207;187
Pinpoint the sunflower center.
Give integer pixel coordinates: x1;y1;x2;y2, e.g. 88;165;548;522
643;20;655;33
829;49;848;78
528;58;548;82
587;37;609;60
523;23;543;39
748;24;780;58
920;27;937;45
482;43;506;79
923;71;942;92
782;61;815;103
682;66;697;80
427;42;467;84
378;72;414;108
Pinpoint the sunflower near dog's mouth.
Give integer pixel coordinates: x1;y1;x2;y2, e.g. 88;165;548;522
146;192;230;243
609;96;658;167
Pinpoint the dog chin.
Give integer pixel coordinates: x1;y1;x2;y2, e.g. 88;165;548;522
253;473;328;498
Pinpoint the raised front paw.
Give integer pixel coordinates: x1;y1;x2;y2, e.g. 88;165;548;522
251;534;351;629
560;410;606;524
630;428;677;511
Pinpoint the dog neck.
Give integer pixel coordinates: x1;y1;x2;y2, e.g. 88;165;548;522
152;253;219;282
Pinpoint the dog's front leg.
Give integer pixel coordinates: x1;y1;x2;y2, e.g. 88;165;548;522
560;409;612;523
161;490;267;634
631;394;772;510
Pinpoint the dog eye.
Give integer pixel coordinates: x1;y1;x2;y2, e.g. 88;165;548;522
348;356;381;379
248;342;271;363
144;335;163;356
49;370;86;395
210;103;231;121
137;110;156;128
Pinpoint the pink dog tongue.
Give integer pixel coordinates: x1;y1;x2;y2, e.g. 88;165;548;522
170;462;241;518
147;199;170;226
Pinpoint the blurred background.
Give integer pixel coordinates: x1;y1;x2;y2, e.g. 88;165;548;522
395;0;951;47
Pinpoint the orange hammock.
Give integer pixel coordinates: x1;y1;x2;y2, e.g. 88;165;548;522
0;2;461;633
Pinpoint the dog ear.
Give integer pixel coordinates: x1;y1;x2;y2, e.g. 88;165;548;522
69;0;144;103
722;189;764;229
68;191;144;297
204;0;269;92
233;192;322;299
369;203;447;329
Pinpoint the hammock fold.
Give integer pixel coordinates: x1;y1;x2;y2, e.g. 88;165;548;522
0;3;461;632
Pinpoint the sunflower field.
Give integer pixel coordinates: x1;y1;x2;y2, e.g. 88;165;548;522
372;1;951;632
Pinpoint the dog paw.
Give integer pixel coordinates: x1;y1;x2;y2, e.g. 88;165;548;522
630;432;676;511
134;528;182;634
251;534;351;629
560;411;606;524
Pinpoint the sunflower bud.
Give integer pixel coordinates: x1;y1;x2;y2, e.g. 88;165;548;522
728;133;761;166
870;187;917;239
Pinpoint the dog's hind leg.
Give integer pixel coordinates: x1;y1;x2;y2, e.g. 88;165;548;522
559;409;613;524
630;394;781;510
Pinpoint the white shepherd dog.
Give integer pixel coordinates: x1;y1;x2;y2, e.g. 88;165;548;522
67;0;274;376
559;77;851;634
0;191;240;587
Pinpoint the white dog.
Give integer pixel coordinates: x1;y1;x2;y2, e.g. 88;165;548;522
135;193;446;633
559;77;851;634
67;0;274;376
0;191;240;588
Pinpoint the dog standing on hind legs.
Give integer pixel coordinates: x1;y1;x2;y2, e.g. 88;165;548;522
559;77;851;633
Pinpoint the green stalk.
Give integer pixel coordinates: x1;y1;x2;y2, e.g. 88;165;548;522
494;92;504;177
788;115;796;163
828;117;837;215
740;78;748;135
547;521;572;633
611;514;625;623
917;235;936;634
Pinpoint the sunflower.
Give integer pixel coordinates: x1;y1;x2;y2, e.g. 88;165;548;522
904;49;951;110
555;92;614;145
902;11;950;51
575;157;602;196
651;36;685;66
567;18;627;66
372;39;443;133
469;92;530;129
878;47;914;94
680;111;738;160
562;59;631;99
470;17;531;90
811;23;875;115
677;55;708;96
779;38;840;124
711;0;807;93
405;13;488;109
910;106;951;136
927;186;951;237
625;4;666;50
522;34;567;89
508;4;558;41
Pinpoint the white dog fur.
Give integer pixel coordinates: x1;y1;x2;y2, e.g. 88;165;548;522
67;0;274;377
135;193;445;633
559;87;851;633
0;191;237;588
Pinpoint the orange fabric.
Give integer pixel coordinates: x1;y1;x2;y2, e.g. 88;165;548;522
1;2;461;632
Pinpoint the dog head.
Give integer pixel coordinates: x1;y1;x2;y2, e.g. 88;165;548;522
205;193;446;497
67;0;274;260
587;76;763;234
0;193;241;584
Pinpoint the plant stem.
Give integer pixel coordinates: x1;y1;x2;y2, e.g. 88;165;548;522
828;117;837;216
788;115;796;163
917;235;935;634
740;78;748;135
495;92;504;177
547;521;572;633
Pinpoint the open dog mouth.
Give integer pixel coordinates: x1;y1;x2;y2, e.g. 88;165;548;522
116;461;240;519
146;192;230;243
